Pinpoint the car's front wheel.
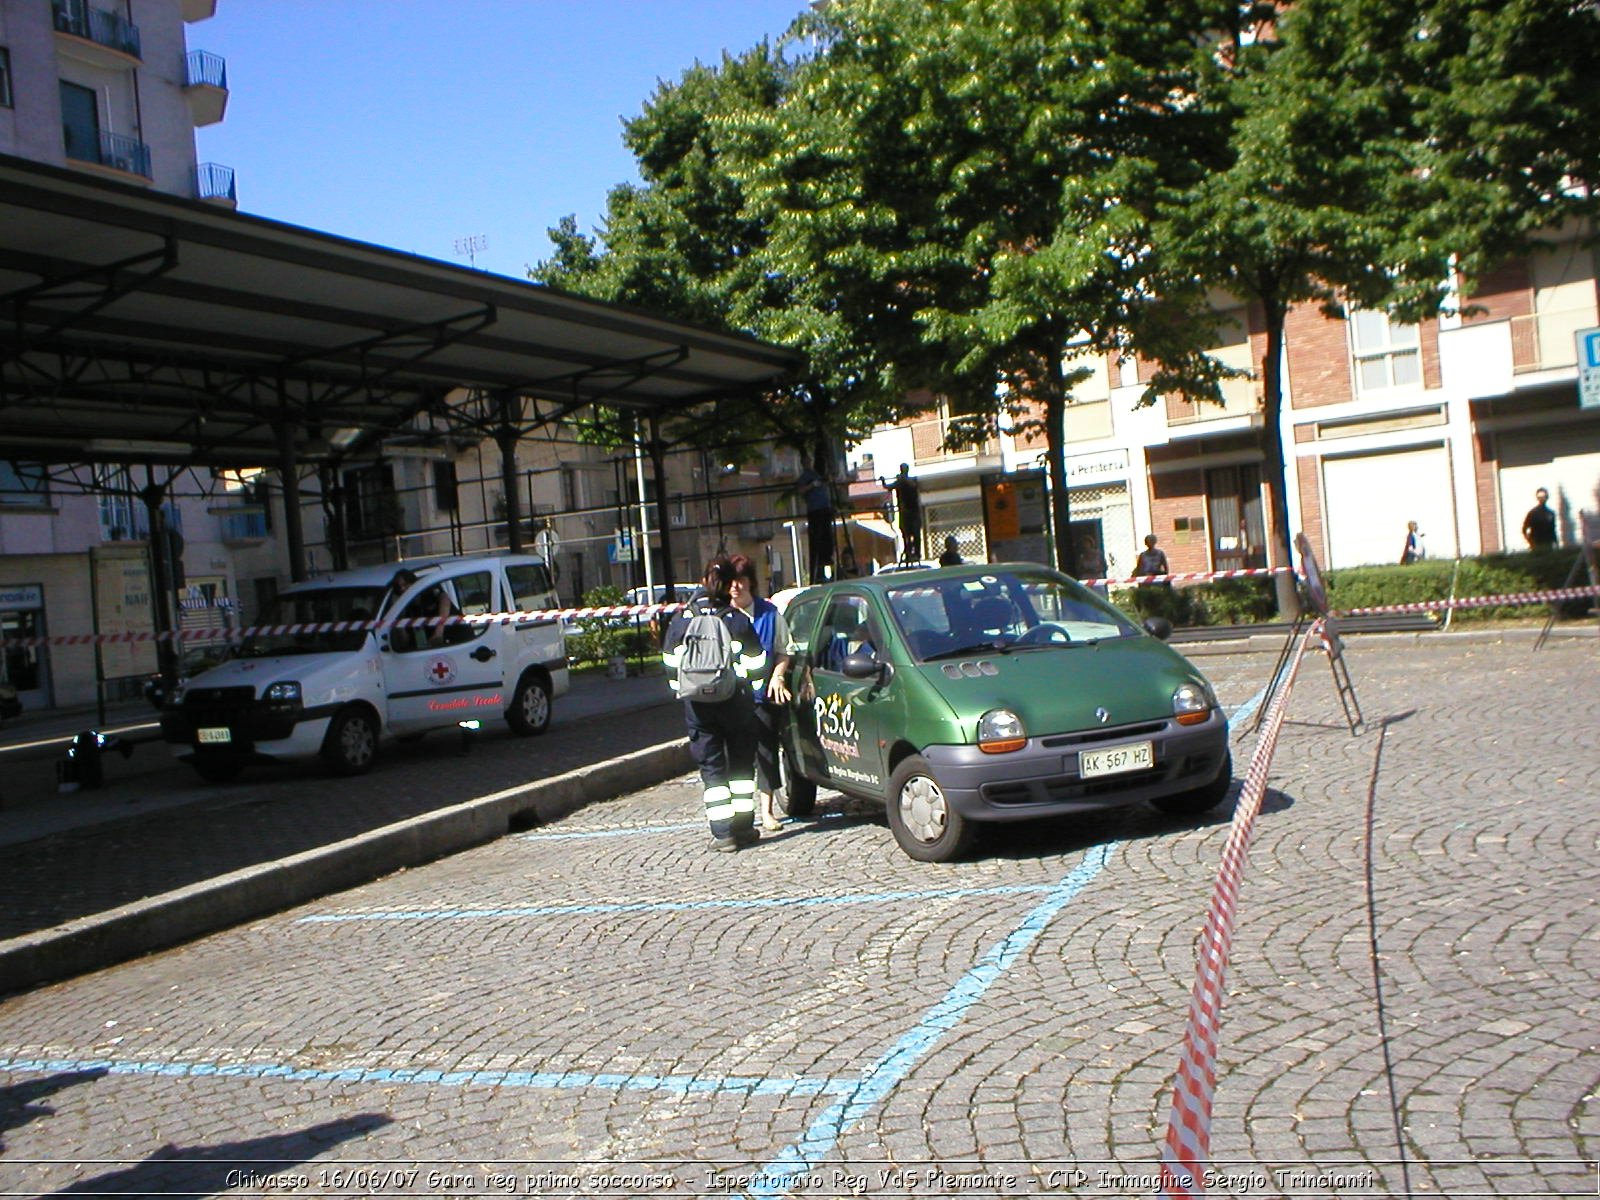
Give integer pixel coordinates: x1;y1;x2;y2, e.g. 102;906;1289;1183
1151;750;1234;817
886;755;974;862
321;707;378;776
506;671;552;736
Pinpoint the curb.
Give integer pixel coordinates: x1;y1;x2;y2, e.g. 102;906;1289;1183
0;736;693;995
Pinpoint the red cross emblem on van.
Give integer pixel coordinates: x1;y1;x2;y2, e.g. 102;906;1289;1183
427;656;456;686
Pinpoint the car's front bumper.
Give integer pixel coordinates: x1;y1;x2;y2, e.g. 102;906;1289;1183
161;690;338;764
921;708;1229;822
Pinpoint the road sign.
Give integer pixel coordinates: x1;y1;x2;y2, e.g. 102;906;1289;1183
1578;327;1600;409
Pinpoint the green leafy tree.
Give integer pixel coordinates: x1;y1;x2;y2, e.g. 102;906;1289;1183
532;44;892;486
1157;0;1600;612
748;0;1232;574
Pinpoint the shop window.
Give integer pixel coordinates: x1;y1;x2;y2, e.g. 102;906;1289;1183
1;609;42;691
432;459;458;512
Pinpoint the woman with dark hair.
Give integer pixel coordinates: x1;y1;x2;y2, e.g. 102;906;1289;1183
660;556;767;851
728;553;792;833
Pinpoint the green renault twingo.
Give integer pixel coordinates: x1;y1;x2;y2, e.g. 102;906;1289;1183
776;563;1232;861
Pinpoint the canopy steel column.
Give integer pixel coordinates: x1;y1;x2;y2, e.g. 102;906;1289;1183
494;388;524;554
139;467;179;686
646;414;679;594
276;381;308;581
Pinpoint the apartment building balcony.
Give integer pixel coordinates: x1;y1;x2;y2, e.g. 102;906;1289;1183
908;411;1001;478
1164;381;1262;440
1443;303;1598;400
210;506;268;546
1509;306;1595;376
181;0;217;21
195;161;236;207
183;50;229;125
52;0;141;66
63;125;151;180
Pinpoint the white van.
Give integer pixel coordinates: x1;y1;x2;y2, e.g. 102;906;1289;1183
161;554;568;782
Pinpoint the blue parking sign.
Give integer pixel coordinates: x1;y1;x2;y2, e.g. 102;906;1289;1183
1580;327;1600;409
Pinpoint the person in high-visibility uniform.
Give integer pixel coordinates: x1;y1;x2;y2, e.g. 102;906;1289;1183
661;556;768;851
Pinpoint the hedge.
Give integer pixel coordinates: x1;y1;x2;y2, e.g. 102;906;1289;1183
1111;548;1593;626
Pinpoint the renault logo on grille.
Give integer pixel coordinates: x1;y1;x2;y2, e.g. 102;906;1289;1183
1095;707;1110;724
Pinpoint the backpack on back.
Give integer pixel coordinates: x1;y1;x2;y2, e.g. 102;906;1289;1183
676;609;739;702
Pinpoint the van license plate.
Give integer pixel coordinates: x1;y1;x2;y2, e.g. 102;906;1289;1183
1078;740;1152;779
197;727;232;745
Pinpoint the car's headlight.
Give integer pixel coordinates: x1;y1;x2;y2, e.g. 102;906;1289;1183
1172;681;1213;726
977;708;1027;754
265;681;302;704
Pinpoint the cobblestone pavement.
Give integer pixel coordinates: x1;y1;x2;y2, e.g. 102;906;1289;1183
0;638;1594;1197
0;688;684;940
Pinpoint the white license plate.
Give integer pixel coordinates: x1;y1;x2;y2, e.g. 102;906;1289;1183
1078;740;1153;779
197;727;232;745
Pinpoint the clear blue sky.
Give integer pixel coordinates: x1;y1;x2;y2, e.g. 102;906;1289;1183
194;1;813;281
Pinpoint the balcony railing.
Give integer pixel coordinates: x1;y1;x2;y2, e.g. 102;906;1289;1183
195;162;236;204
218;509;268;542
1509;306;1596;375
52;0;141;59
184;49;227;89
909;412;998;464
63;125;151;178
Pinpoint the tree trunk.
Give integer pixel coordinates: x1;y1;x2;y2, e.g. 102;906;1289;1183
1043;360;1074;574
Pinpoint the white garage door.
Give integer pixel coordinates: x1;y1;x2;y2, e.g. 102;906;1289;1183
1323;444;1457;568
1496;427;1600;552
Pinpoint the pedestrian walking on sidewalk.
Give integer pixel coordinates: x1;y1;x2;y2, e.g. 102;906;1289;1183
728;554;793;834
661;556;768;851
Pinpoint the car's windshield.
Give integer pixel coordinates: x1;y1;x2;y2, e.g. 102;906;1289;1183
886;569;1139;662
239;586;387;657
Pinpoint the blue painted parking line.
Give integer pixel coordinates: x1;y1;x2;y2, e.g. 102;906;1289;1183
0;1055;853;1099
1226;683;1269;730
1;843;1120;1188
296;882;1061;924
745;842;1118;1199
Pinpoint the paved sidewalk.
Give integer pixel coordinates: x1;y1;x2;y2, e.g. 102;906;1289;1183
0;668;688;993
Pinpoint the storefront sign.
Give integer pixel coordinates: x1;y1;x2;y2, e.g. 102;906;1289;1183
1578;327;1600;410
1065;449;1129;486
0;584;43;610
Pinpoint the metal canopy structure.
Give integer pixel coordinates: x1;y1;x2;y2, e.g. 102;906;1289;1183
0;152;801;472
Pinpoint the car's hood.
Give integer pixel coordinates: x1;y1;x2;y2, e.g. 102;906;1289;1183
182;652;355;697
918;635;1204;734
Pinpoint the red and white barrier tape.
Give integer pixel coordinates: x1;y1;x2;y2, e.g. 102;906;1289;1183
5;575;1592;652
0;566;1298;650
1159;620;1321;1198
0;603;689;651
1337;585;1600;617
1082;565;1297;589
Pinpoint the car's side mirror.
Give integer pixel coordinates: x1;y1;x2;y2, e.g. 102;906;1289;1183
840;651;880;680
1142;616;1173;641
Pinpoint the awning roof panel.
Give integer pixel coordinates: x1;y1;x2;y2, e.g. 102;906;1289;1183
0;153;801;469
